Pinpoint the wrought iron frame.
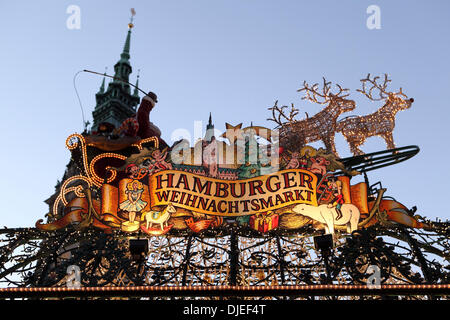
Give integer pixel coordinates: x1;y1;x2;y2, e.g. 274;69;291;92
0;145;448;299
0;220;448;300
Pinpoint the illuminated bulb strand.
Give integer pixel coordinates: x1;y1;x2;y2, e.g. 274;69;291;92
131;136;159;151
66;134;124;187
66;134;96;185
52;175;93;216
62;186;83;202
60;175;93;204
0;284;448;295
52;194;63;219
67;135;158;187
89;153;127;185
55;134;159;215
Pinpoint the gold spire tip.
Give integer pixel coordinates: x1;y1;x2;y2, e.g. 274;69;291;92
128;8;136;29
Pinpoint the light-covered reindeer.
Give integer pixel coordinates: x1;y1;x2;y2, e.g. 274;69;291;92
268;78;355;157
336;74;414;156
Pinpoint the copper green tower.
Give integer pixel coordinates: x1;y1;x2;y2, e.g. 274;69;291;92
91;22;140;131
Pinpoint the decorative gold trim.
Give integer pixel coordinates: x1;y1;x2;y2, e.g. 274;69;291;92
89;153;127;185
52;175;93;216
131;136;159;151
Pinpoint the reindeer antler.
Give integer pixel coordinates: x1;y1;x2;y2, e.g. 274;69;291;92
395;87;409;99
267;100;299;127
357;73;412;101
333;83;350;98
357;73;392;101
298;77;350;105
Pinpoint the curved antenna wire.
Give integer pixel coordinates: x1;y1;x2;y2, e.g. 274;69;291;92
73;70;87;129
73;69;148;131
83;69;148;96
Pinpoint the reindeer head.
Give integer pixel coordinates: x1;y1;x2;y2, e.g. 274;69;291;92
386;94;414;114
331;93;356;113
298;77;356;113
267;78;355;128
357;73;414;113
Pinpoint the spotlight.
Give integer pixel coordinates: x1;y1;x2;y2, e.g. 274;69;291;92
313;234;333;252
129;239;148;261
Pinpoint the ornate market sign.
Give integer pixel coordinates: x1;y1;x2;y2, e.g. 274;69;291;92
36;74;427;236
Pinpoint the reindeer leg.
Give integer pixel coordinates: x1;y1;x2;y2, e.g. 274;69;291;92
350;139;365;156
382;132;396;150
322;136;331;154
323;135;339;158
341;135;353;154
349;143;359;156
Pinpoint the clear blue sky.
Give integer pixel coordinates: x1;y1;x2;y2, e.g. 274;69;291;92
0;1;448;227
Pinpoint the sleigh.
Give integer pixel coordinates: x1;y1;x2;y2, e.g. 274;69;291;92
331;146;427;231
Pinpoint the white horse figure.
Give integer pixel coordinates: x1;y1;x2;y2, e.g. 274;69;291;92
144;203;176;230
292;203;360;234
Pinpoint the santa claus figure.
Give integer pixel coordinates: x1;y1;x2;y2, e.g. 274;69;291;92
118;91;168;148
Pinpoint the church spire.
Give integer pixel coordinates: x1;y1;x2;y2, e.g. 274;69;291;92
92;10;140;132
133;69;140;97
118;9;135;64
204;113;215;142
112;9;136;87
97;67;107;94
113;23;133;85
208;112;213;128
120;28;132;62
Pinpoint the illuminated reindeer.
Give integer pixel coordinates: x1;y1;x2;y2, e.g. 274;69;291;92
336;74;414;156
268;78;355;156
